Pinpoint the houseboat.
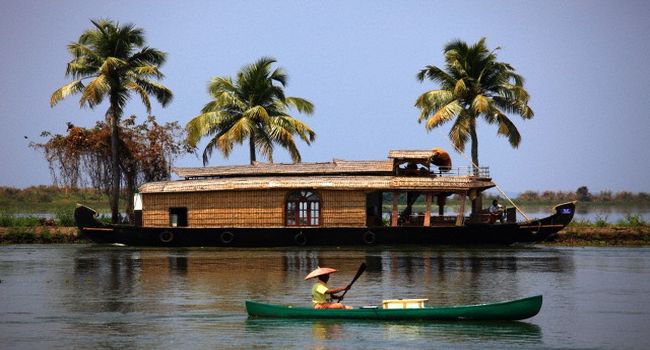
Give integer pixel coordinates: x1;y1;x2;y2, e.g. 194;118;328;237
74;149;575;246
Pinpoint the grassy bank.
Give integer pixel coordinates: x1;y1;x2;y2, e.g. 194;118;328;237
544;213;650;246
548;226;650;246
0;186;125;214
0;227;84;244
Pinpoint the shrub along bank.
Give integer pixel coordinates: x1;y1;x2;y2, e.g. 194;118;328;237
548;226;650;246
0;226;83;244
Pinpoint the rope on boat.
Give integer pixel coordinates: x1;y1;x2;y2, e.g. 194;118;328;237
435;129;531;221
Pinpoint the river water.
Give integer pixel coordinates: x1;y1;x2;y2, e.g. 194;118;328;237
1;245;649;349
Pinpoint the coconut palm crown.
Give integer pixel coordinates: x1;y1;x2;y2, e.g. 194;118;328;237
186;57;315;165
50;19;172;223
415;38;533;169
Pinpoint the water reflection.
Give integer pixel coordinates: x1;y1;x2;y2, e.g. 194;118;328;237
245;318;542;347
6;245;650;349
68;246;574;312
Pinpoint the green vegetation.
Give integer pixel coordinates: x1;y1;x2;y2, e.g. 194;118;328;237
0;212;41;227
617;214;647;227
512;189;650;205
415;38;533;169
186;57;316;165
0;227;82;244
568;215;648;228
0;186;118;214
50;19;173;224
550;226;650;246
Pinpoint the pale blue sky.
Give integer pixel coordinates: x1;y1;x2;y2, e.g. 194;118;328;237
1;0;649;193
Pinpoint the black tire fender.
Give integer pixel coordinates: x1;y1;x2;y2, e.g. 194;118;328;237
362;230;376;244
220;231;234;244
159;230;174;243
294;231;307;246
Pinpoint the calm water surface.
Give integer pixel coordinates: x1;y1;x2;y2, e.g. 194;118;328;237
1;245;649;349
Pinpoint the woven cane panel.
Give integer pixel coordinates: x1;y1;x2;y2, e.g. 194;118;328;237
321;191;366;227
142;190;367;228
142;190;284;228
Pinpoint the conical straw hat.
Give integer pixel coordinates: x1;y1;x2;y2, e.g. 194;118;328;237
305;267;337;280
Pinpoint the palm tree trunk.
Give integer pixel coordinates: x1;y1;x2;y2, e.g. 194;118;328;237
470;123;479;171
108;98;121;224
469;123;482;214
249;136;256;164
125;168;136;224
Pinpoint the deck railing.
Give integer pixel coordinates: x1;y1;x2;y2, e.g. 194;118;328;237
435;166;490;178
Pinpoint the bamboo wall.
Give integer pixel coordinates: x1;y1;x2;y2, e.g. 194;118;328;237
142;190;366;228
321;191;366;227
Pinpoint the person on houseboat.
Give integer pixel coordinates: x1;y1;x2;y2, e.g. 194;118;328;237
305;267;353;309
489;199;505;224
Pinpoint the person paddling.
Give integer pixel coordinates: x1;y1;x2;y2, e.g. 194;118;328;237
305;267;352;309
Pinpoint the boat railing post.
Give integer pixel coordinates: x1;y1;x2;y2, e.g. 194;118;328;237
391;191;399;227
424;193;432;227
456;193;466;226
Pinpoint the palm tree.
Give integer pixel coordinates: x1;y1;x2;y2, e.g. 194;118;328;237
415;38;534;170
50;19;172;223
186;57;315;165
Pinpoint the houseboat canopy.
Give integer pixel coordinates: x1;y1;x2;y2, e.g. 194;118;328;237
139;175;495;194
173;159;393;179
141;149;494;194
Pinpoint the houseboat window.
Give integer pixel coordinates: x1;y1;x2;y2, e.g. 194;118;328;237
169;207;188;227
286;190;320;226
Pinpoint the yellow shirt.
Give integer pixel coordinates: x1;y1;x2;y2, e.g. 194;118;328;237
312;281;329;305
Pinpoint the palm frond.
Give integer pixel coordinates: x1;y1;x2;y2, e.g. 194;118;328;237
98;57;128;75
285;97;314;114
448;113;472;152
423;100;462;130
208;77;237;98
416;65;455;88
79;75;110;108
185;111;227;147
415;89;454;122
453;79;467;96
50;80;85;107
130;47;166;66
270;66;288;87
244;106;271;124
133;65;164;79
126;80;152;112
254;127;276;162
133;79;173;107
271;115;316;144
471;94;491;115
495;113;521;147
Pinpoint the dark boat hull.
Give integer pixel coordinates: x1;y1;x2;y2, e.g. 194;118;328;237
245;295;543;321
74;202;575;247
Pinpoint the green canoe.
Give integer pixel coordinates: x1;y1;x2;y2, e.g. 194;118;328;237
246;295;542;321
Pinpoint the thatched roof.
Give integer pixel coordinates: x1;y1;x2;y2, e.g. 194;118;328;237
173;159;394;179
140;175;495;194
388;150;437;159
152;149;489;194
174;149;456;179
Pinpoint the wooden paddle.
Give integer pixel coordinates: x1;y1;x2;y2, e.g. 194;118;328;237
336;262;366;302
